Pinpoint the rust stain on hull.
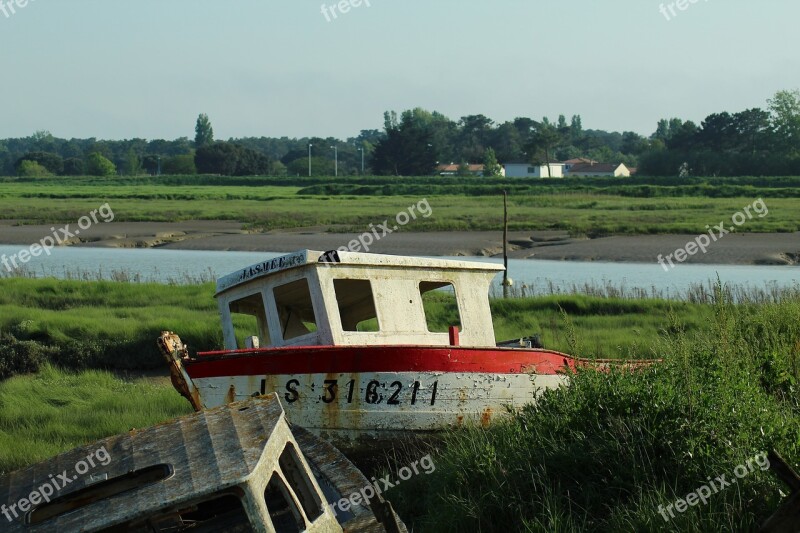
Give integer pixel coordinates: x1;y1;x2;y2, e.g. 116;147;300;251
480;407;493;427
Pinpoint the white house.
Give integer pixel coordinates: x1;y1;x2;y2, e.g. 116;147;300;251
503;163;565;178
567;163;631;177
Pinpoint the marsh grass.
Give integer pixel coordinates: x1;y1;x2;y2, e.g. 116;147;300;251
492;278;800;304
0;278;223;376
0;364;191;474
388;289;800;532
2;278;800;530
1;175;800;234
1;278;796;379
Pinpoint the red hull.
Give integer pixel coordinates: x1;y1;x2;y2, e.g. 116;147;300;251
187;345;583;379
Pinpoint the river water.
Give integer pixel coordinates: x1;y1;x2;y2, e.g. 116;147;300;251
0;245;797;299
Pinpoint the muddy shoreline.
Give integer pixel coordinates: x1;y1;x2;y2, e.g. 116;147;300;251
0;221;799;265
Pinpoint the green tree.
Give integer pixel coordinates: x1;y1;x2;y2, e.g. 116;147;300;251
482;148;502;177
270;160;287;177
30;130;56;152
162;154;197;175
17;160;52;177
195;142;239;175
286;156;333;177
124;148;143;176
457;114;494;162
372;109;437;175
62;158;85;176
570;115;583;137
652;119;670;142
14;152;63;175
529;124;562;177
768;89;800;153
194;113;214;148
667;121;699;150
85;153;117;177
491;122;524;163
621;132;649;155
733;108;771;154
234;146;272;175
85;141;114;161
194;142;272;175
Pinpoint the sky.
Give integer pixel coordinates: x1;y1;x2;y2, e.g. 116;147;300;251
1;0;798;141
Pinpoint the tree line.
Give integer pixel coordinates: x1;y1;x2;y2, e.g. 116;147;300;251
2;89;799;177
639;90;800;176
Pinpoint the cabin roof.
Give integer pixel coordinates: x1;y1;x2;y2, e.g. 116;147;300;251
0;395;286;531
215;249;505;296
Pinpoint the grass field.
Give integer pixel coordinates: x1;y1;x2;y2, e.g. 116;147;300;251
0;280;800;532
0;365;191;474
1;175;799;235
0;278;709;473
0;278;798;530
1;173;799;529
0;278;714;380
388;294;800;531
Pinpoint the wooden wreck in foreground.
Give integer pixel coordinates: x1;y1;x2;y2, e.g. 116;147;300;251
0;394;405;532
761;450;800;532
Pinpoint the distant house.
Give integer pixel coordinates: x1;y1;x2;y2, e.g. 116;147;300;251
437;163;504;177
504;163;565;178
562;158;598;173
567;162;631;177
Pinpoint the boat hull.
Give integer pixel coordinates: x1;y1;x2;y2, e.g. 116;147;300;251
182;345;574;449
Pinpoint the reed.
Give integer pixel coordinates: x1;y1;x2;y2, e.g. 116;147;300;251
389;288;800;531
0;364;191;474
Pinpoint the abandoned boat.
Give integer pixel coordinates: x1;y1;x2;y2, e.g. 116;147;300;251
159;249;591;449
0;393;405;532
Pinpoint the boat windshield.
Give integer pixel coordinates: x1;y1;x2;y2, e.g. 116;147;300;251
419;281;461;333
333;279;380;332
273;279;318;341
228;292;270;349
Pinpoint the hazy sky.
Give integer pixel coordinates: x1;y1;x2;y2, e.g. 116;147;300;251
1;0;798;140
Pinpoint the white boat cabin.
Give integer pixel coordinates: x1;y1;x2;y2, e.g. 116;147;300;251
215;250;504;350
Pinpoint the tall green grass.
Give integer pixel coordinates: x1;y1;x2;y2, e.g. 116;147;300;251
0;364;191;474
0;278;222;376
388;291;800;532
2;278;799;530
423;291;711;359
1;175;799;234
0;279;716;379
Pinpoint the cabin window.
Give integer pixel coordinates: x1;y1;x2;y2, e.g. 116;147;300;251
419;281;462;333
98;492;254;532
273;279;318;340
29;464;174;526
333;279;380;332
264;472;305;533
228;292;270;349
278;443;324;521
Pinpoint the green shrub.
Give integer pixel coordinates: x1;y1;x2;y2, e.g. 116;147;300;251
0;332;53;379
390;292;800;531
